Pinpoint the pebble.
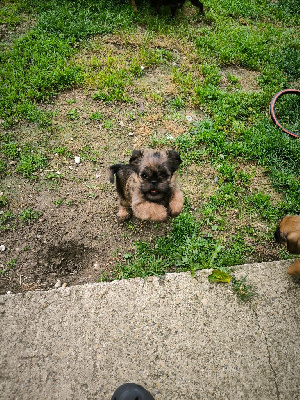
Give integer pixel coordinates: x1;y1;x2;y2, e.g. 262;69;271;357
0;245;5;252
54;280;62;289
93;262;100;271
166;134;174;140
74;156;81;164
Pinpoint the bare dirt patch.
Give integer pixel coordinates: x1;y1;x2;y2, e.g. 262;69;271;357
0;31;283;294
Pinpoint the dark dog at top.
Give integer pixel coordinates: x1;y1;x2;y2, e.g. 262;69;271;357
274;215;300;275
150;0;204;16
130;0;204;17
110;149;184;222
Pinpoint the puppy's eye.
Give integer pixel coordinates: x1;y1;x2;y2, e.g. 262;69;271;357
161;173;168;179
141;173;148;179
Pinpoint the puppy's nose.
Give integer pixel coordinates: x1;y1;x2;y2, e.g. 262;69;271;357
151;180;158;186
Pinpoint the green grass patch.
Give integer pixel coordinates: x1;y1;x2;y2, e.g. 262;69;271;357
0;132;49;178
109;212;251;280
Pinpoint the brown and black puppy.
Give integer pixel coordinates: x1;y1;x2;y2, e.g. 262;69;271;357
110;149;184;222
150;0;204;17
274;215;300;275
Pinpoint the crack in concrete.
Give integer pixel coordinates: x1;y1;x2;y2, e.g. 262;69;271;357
252;306;280;400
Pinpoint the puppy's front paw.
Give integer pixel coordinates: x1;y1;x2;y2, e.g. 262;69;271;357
118;206;130;221
287;258;300;275
169;190;184;217
133;202;168;222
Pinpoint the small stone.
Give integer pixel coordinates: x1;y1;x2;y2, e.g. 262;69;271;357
62;283;67;288
54;280;62;289
186;115;193;122
0;245;5;252
128;132;134;136
74;156;81;164
93;262;100;271
6;291;12;295
166;134;174;140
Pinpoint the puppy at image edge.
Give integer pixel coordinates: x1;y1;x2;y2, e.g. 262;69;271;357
109;149;184;222
274;215;300;276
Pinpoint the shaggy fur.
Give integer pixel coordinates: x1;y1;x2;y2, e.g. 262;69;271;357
110;149;184;222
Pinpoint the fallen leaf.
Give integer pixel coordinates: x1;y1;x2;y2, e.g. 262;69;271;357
208;269;231;283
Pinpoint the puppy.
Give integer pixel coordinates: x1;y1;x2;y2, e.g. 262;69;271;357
150;0;204;17
110;149;184;222
274;215;300;275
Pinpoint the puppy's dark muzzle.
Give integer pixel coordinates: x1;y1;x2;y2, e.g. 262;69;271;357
150;181;159;194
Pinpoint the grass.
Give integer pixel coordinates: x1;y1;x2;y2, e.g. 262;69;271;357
111;211;251;280
0;258;17;277
0;0;299;297
0;206;42;230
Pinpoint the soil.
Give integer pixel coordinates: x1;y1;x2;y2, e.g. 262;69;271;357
0;30;283;295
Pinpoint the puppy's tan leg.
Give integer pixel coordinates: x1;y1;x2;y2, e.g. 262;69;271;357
118;205;130;221
287;258;300;275
286;232;300;254
133;201;168;222
169;187;184;217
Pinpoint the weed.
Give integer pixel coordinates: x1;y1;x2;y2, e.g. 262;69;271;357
0;210;15;230
79;145;99;163
0;193;8;207
19;208;42;223
0;258;17;276
170;96;185;109
67;108;80;120
53;199;64;207
52;146;73;158
90;111;103;121
231;276;257;302
66;99;76;105
226;73;240;87
103;119;115;130
45;172;63;182
16;153;48;178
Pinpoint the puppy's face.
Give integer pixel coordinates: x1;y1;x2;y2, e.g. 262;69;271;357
130;150;181;202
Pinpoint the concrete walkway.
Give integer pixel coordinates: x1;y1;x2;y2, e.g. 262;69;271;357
0;260;299;400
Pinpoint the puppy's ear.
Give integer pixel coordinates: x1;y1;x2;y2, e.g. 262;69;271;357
129;150;143;166
166;150;182;173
